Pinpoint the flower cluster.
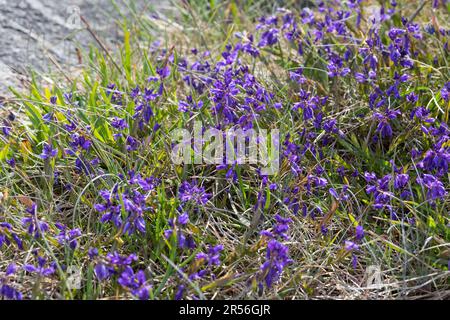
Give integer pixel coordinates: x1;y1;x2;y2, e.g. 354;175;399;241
94;171;158;235
258;215;293;289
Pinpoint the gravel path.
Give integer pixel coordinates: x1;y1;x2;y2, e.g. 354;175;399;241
0;0;161;95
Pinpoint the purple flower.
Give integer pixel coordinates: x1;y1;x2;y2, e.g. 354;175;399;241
94;263;111;281
355;72;367;83
441;82;450;101
418;148;450;176
345;240;359;251
118;267;151;300
175;284;185;300
126;136;139;151
22;203;49;238
157;65;171;79
40;143;57;160
394;173;409;189
111;117;128;130
6;263;17;276
107;252;137;267
178;212;189;225
273;214;291;239
178;101;190;112
178;181;210;205
88;247;99;259
1;121;11;137
95;173;154;235
258;28;279;47
23;256;55;276
55;225;82;249
356;225;364;240
258;213;292;289
6;157;15;168
0;284;22;300
196;244;223;267
1;263;21;300
416;174;447;200
406;92;419;103
259;239;292;288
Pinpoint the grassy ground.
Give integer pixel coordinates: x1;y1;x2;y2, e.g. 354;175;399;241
0;0;449;300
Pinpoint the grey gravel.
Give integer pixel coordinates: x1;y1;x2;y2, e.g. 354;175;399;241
0;0;162;95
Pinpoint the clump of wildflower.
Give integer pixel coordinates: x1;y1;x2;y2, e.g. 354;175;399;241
55;224;82;249
0;264;22;300
416;174;447;201
23;256;56;276
164;210;196;250
258;215;293;289
344;240;359;269
118;267;151;300
94;172;158;235
22;203;49;239
178;180;210;205
40;142;57;160
174;244;224;299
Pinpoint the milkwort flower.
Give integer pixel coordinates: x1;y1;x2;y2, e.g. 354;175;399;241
131;82;160;131
441;82;450;101
258;28;279;47
0;264;22;300
192;245;223;281
106;83;123;104
364;173;394;211
394;173;411;199
0;222;12;248
418;147;450;177
94;251;139;281
174;243;224;299
164;210;196;250
178;97;204;113
289;68;307;84
195;244;224;268
178;180;210;205
344;240;359;268
416;174;447;201
23;256;56;276
306;174;328;193
40;142;57;160
373;109;401;139
327;59;351;78
259;240;292;289
55;224;82;249
0;222;23;250
329;185;350;201
126;135;139;152
107;252;138;267
258;215;293;289
94;263;112;281
1;120;11;137
157;65;171;79
356;225;364;240
118;267;151;300
65;133;97;175
22;203;49;239
410;106;433;122
94;188;122;228
94;172;156;235
6;157;15;168
111;117;128;131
